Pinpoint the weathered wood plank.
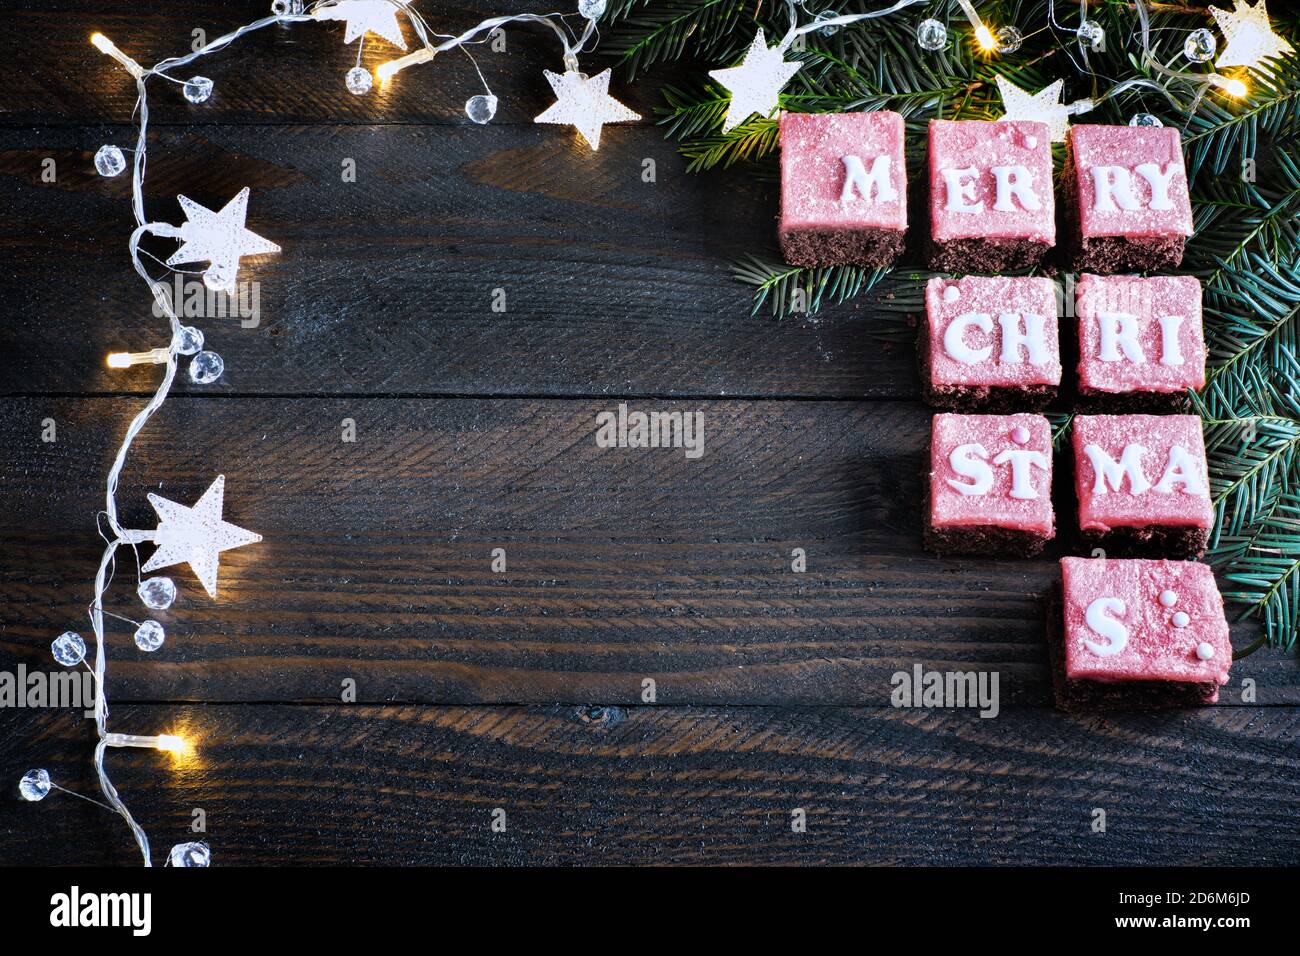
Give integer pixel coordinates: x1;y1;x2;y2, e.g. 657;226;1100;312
0;1;663;126
1;396;1289;705
0;124;904;399
2;704;1296;865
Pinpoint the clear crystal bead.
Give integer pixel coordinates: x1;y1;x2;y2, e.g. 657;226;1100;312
577;0;606;19
183;76;214;103
203;263;234;292
52;632;86;667
812;10;841;36
19;769;51;802
169;842;211;867
465;94;498;124
345;66;373;95
94;144;126;177
1077;20;1104;52
1129;113;1163;128
994;25;1023;54
177;325;204;356
189;350;225;385
916;18;948;51
134;620;166;652
1184;27;1216;63
139;576;178;610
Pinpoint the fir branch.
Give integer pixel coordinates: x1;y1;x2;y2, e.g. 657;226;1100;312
733;253;889;317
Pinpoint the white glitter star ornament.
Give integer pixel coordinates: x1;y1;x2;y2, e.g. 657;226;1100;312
533;67;641;151
995;75;1090;143
164;187;280;293
1211;0;1293;69
709;29;803;133
314;0;408;49
139;476;262;599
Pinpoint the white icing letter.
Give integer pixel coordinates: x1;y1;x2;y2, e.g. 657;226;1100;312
1154;445;1207;495
1084;443;1152;495
840;154;897;204
992;448;1049;500
998;312;1050;365
1084;597;1129;656
1135;162;1179;211
991;165;1041;212
942;166;983;214
1096;311;1146;363
1090;166;1140;212
944;312;993;364
946;443;993;496
1157;314;1185;366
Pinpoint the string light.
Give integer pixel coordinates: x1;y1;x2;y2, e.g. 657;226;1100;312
955;0;1020;54
29;0;640;869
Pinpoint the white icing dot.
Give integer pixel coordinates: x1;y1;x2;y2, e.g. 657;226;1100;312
943;285;960;303
1196;642;1215;660
1024;135;1038;149
1011;425;1030;445
1172;611;1190;627
1158;589;1178;607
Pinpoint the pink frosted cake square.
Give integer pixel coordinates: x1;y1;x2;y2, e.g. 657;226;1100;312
779;111;907;267
923;276;1062;411
926;413;1054;556
927;119;1055;271
1050;557;1232;710
1065;125;1194;272
1076;274;1206;409
1072;414;1213;559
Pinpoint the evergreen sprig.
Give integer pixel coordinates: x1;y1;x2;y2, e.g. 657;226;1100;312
615;1;1300;651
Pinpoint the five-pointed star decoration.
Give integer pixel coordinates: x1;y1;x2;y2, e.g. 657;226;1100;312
533;68;641;151
995;75;1077;143
315;0;408;49
165;187;280;293
1211;0;1294;69
709;29;803;133
140;476;262;600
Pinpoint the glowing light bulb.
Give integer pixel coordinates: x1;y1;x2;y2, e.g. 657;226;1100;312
975;25;996;50
107;348;169;369
1209;74;1249;98
376;48;434;84
155;735;186;753
104;732;191;754
90;32;146;79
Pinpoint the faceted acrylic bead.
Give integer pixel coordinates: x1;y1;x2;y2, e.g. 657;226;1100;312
812;10;841;36
1077;20;1104;52
183;76;214;103
20;769;51;802
994;26;1023;54
169;842;211;867
176;326;204;356
189;350;225;384
1184;27;1216;63
1129;113;1163;128
134;620;165;652
916;18;948;51
346;67;373;95
139;576;177;609
94;144;127;177
578;0;606;19
52;632;86;666
465;94;498;124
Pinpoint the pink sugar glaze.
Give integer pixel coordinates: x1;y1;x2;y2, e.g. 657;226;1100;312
927;120;1055;244
1068;125;1193;239
929;413;1054;534
1060;557;1231;687
1076;274;1206;394
1072;414;1213;531
926;276;1062;388
779;111;907;232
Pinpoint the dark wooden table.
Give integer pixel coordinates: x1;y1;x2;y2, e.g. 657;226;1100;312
1;1;1297;866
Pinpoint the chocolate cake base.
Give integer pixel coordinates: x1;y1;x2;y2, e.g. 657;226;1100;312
1080;524;1209;561
926;236;1048;273
925;523;1051;557
918;321;1057;411
1072;235;1186;274
1077;387;1193;413
1046;585;1219;711
780;226;905;268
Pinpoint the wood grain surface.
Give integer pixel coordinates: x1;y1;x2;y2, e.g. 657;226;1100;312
0;0;1296;866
